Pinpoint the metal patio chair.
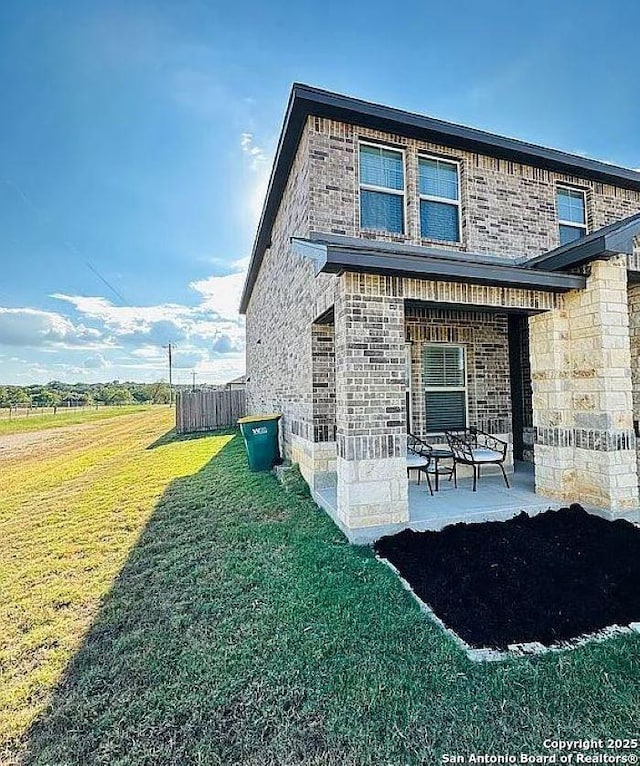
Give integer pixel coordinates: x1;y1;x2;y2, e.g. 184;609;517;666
445;427;510;492
406;434;434;495
407;434;457;494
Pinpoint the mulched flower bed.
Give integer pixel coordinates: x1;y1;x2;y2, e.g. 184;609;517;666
374;505;640;650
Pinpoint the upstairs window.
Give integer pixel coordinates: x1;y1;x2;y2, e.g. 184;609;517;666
557;186;587;245
359;143;405;234
419;156;461;242
424;344;467;433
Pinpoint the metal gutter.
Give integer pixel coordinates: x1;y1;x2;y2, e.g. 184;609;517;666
291;237;586;292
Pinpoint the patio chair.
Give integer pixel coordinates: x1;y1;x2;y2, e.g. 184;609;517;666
407;434;458;494
406;434;434;495
445;427;510;492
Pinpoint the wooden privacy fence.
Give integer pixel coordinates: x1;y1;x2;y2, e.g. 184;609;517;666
176;389;246;434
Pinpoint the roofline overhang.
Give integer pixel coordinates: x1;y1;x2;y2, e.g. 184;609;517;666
291;237;586;293
526;212;640;271
239;84;640;313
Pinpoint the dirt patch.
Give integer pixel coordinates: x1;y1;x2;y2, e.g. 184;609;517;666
374;506;640;649
0;421;104;462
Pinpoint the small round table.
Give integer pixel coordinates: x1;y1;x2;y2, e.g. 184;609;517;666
429;447;456;492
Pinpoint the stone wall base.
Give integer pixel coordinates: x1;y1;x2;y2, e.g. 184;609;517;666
534;444;639;511
289;433;337;491
336;456;409;529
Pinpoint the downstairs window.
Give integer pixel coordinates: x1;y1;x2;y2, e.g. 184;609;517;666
424;344;467;432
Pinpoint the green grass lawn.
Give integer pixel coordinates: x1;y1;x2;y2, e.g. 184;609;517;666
0;404;156;435
2;409;639;765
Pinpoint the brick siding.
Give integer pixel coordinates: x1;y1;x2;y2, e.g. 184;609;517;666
245;114;640;524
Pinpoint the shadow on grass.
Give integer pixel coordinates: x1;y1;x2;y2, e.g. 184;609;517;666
21;432;366;765
146;426;238;450
20;432;640;765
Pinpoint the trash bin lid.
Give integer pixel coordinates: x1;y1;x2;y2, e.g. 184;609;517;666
237;413;282;424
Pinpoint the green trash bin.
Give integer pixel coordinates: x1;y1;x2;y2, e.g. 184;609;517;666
238;413;282;471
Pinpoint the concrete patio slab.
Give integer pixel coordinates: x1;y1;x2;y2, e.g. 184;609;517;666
314;464;557;543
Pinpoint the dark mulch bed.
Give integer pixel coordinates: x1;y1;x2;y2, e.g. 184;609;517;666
374;505;640;649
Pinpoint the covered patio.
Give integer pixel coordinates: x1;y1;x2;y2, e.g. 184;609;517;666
314;463;554;544
298;222;640;540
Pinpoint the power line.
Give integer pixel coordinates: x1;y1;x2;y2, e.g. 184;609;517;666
2;178;130;306
85;261;128;305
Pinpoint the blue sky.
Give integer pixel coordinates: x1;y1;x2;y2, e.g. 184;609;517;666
1;0;639;385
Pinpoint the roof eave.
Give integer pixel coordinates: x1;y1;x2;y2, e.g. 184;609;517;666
292;84;640;188
526;216;640;272
292;238;585;293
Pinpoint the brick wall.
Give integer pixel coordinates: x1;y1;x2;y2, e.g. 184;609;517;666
247;118;640;455
334;287;408;528
245;126;338;484
306;117;640;260
245;114;640;521
311;322;336;443
405;307;512;438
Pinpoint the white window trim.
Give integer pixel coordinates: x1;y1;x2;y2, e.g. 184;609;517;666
423;342;468;433
557;184;588;238
418;154;462;243
358;140;407;234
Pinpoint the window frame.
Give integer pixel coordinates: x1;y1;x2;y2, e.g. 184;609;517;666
423;342;468;433
556;184;588;244
358;139;407;235
418;153;462;243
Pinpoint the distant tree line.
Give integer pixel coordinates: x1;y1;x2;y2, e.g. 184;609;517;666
0;381;189;408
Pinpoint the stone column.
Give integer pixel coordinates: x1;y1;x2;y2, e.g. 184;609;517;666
529;302;571;500
530;256;638;512
334;281;409;530
628;283;640;488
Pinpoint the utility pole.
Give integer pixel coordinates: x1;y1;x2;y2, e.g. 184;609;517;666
164;343;174;407
191;371;197;392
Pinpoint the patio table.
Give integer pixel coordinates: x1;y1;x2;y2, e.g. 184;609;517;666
429;447;455;492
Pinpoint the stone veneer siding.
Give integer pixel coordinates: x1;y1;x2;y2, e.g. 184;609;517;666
628;282;640;488
529;256;638;511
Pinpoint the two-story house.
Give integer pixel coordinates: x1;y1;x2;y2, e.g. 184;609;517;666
240;84;640;541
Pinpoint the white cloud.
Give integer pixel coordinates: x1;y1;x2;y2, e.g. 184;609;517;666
240;133;271;225
12;258;244;383
0;307;102;348
83;353;110;370
1;255;249;385
131;345;165;360
240;132;269;170
50;294;192;336
189;270;246;322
